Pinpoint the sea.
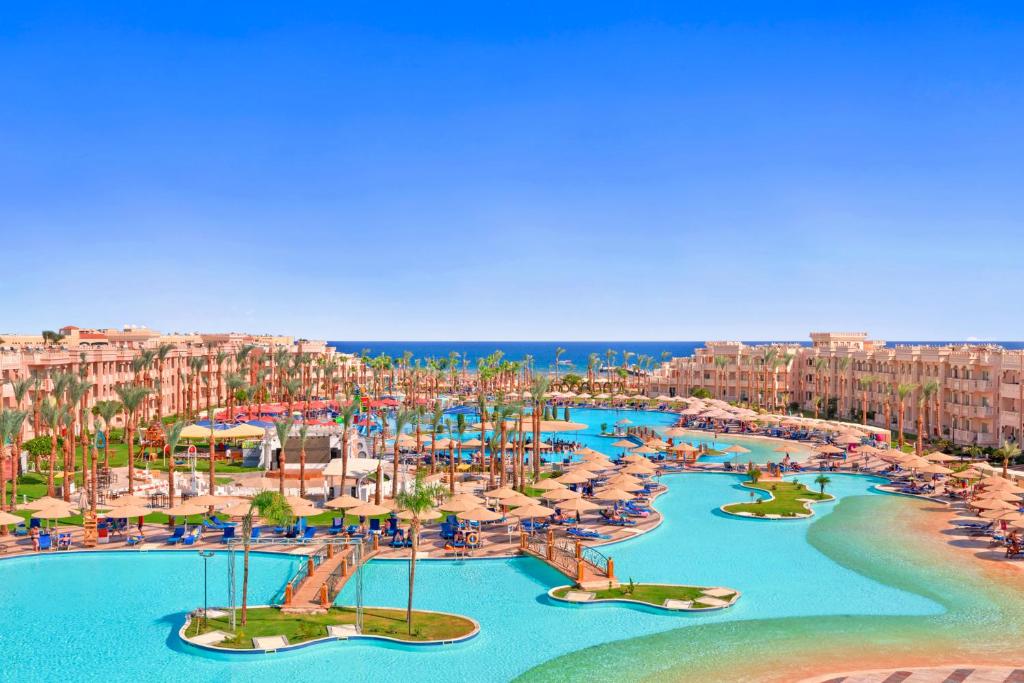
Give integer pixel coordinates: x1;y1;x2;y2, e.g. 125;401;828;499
327;340;1024;371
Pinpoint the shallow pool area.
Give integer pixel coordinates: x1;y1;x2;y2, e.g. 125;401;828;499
0;468;951;682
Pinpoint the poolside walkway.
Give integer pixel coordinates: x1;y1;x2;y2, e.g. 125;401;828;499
803;665;1024;683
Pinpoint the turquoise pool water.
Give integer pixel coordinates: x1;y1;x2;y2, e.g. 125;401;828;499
416;406;797;464
0;470;941;682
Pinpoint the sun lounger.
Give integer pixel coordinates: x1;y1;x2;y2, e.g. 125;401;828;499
126;534;145;547
328;518;344;535
220;526;236;543
57;533;72;550
182;528;202;546
165;526;186;545
566;527;611;540
300;527;317;542
38;533;52;551
14;523;27;536
250;527;262;541
368;518;381;535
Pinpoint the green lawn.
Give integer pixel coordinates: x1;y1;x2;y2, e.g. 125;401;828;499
187;606;475;647
553;583;734;609
722;480;832;517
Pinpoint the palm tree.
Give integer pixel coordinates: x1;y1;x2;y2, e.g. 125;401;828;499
453;413;466;495
553;347;566;385
586;353;599;391
997;440;1021;479
273;420;292;496
814;474;831;494
394;473;445;635
0;410;28;514
713;356;729;400
896;383;915;450
8;377;34;504
93;400;123;469
297;424;310;497
162;421;185;524
392;409;416;498
155;343;177;422
338;402;358;498
528;376;549;482
240;491;293;624
40;400;67;497
429;402;444;475
917;380;939;454
812;358;829;418
604;349;617;388
835;357;851;416
114;384;152;495
858;376;875;425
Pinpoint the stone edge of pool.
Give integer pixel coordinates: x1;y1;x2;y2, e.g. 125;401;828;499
177;605;482;655
545;583;741;612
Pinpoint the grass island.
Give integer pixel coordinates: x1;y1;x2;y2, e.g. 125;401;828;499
184;606;478;649
722;479;834;518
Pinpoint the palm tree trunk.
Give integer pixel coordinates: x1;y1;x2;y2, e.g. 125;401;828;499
127;423;136;494
392;443;400;498
278;447;286;496
299;445;306;497
406;521;418;634
242;543;251;625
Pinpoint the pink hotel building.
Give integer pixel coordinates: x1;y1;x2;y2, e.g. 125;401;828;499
0;326;349;440
649;332;1024;448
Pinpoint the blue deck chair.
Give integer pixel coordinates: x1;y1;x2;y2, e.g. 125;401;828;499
300;527;317;542
38;533;52;551
328;518;344;535
182;528;202;546
220;526;236;543
29;518;41;530
165;526;186;545
368;518;381;535
250;526;262;541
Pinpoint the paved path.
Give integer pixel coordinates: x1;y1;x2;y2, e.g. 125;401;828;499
803;666;1024;683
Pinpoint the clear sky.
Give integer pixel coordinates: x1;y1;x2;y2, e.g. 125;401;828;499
1;2;1022;341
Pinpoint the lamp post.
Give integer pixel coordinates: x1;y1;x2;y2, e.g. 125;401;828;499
198;550;214;628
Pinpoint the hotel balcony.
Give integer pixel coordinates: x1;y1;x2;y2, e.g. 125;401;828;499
947;378;992;392
1000;382;1022;400
1001;410;1021;426
953;429;997;446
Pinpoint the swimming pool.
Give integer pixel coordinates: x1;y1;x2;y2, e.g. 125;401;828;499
0;471;943;682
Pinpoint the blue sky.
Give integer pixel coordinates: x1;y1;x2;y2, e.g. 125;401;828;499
1;2;1022;341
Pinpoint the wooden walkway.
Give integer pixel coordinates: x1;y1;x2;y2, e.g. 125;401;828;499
282;542;378;614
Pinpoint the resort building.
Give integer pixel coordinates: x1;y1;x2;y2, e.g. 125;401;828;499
649;332;1024;448
0;326;354;439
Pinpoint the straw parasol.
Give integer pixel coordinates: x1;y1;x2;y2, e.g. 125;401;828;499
164;501;211;517
950;469;983;480
32;504;77;520
221;501;257;517
555;497;600;514
23;496;69;510
0;511;25;526
621;464;657;476
457;507;503;522
501;493;537;507
190;495;244;510
971;499;1016;511
325;494;364;510
483;487;520;500
671;442;698;453
612;439;638;449
979;509;1024;521
663;427;690;437
816;444;845;455
461;438;483;448
723;444;752;454
645;438;670;450
348;502;392;517
438;498;481;513
592;488;635;502
530;478;567;492
542;488;582;502
924;451;957;463
103;505;154;519
104;494;156;508
507;503;555;519
446;493;486;507
555;471;593;485
631;446;657;455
